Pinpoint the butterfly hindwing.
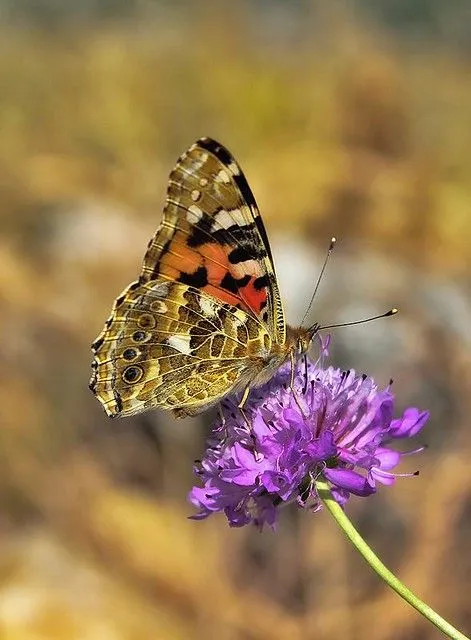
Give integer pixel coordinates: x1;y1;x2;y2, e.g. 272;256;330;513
90;278;272;417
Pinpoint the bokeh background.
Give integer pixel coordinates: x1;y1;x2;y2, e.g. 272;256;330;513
2;1;471;638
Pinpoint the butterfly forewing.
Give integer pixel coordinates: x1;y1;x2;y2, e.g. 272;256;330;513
141;137;285;343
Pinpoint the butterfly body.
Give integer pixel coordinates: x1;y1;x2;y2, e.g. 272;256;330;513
90;138;317;418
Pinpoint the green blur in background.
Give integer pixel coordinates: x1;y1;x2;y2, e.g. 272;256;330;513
1;1;471;638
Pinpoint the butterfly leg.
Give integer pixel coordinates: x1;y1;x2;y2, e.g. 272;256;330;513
238;385;251;409
236;385;253;428
239;406;252;430
230;386;251;429
219;404;226;426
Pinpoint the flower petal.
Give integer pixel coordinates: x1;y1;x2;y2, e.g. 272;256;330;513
390;408;429;438
374;447;401;470
324;468;376;496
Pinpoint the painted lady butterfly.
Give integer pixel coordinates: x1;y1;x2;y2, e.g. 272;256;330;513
90;138;319;418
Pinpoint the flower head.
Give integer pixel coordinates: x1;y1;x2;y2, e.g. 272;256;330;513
189;343;428;529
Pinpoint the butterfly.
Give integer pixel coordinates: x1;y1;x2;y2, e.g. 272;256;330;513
90;137;319;419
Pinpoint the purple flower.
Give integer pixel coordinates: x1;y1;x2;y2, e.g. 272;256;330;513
189;344;428;529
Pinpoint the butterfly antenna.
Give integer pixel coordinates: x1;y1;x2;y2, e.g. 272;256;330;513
300;237;336;328
319;308;398;331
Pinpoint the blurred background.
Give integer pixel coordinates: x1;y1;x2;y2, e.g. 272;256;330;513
1;1;471;638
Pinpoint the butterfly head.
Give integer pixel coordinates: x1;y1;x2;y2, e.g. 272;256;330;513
290;323;320;357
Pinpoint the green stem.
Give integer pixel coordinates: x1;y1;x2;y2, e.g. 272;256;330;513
315;477;469;640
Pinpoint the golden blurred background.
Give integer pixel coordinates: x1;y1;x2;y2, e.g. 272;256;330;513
1;1;471;638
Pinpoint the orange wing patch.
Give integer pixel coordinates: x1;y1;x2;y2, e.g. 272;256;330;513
155;228;269;315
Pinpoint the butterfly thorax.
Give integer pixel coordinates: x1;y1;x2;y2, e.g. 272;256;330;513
246;324;318;390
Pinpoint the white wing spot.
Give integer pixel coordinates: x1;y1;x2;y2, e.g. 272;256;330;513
187;205;203;223
212;208;247;229
199;177;209;187
167;335;192;355
233;308;247;325
191;189;201;202
230;259;262;279
151;281;170;298
199;296;218;317
228;162;240;175
215;169;230;184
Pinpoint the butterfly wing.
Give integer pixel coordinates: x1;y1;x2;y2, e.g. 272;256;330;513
90;278;273;417
90;137;286;418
